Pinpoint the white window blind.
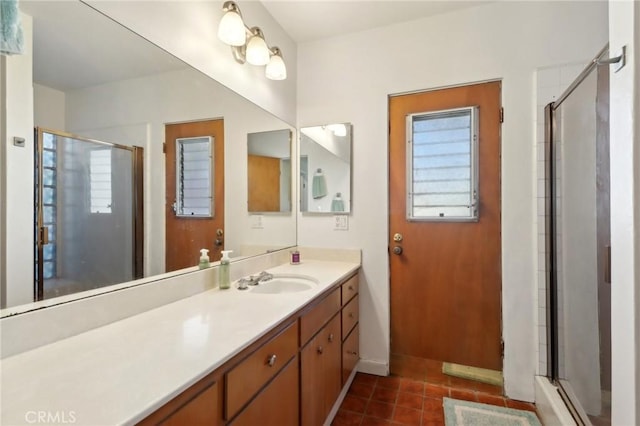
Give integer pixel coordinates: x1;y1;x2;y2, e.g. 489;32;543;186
90;149;112;214
176;136;213;217
407;106;478;221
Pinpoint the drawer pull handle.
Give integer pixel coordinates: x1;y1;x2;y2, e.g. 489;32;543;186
317;346;324;354
328;333;334;342
266;354;277;367
349;312;355;318
348;286;354;290
348;351;358;355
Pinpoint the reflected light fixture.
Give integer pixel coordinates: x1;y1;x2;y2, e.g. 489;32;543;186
218;1;287;80
327;124;347;137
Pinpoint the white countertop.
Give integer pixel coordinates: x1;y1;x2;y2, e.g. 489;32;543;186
0;260;359;426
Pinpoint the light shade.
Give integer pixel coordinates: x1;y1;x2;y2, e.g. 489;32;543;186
218;8;246;46
245;29;270;66
265;50;287;80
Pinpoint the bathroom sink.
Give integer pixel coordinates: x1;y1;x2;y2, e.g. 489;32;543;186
249;275;319;294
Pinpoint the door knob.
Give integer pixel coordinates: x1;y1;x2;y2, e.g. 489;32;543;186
393;246;403;255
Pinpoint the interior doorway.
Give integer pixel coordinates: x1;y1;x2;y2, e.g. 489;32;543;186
388;81;503;376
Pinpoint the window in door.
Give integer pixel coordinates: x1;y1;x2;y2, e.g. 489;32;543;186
407;106;479;221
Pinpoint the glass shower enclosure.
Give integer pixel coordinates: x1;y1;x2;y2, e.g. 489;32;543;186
35;128;144;301
545;45;611;426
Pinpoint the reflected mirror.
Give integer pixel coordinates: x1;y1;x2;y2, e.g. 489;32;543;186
248;129;292;213
1;1;297;311
300;123;352;213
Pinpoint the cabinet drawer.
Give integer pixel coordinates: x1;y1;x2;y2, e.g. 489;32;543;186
342;295;359;338
341;274;359;305
225;322;298;420
342;324;359;384
160;381;219;426
300;288;341;345
230;357;299;426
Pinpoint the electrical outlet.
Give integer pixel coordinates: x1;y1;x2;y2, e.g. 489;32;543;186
334;215;348;231
251;215;264;229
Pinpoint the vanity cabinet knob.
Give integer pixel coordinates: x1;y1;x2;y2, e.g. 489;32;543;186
317;346;324;354
266;354;277;367
348;351;358;356
328;333;334;342
349;312;355;318
348;286;354;291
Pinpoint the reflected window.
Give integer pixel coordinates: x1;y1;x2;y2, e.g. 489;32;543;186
90;149;113;214
176;136;213;217
407;107;479;221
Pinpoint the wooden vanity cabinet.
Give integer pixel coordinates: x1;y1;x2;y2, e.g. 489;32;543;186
140;271;360;426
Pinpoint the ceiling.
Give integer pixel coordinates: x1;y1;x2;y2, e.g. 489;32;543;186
260;1;491;43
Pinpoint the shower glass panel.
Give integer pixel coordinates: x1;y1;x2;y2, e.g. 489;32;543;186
547;46;610;425
35;129;143;301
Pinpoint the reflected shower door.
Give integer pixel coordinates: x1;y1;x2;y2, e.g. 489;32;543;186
35;129;143;301
547;48;611;425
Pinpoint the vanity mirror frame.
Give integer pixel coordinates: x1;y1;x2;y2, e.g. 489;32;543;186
0;1;298;315
299;122;353;215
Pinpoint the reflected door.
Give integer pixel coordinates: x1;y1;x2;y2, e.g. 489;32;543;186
35;128;143;301
165;119;224;271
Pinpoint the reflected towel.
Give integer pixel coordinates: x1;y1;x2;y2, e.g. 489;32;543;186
1;0;24;55
312;171;327;199
331;193;344;212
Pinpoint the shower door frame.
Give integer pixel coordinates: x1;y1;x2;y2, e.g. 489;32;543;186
544;44;611;425
34;128;144;301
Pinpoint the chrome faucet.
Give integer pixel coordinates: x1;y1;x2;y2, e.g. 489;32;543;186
236;271;273;290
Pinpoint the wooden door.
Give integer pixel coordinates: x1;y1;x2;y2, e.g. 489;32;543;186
247;154;280;212
165;119;224;272
389;82;502;370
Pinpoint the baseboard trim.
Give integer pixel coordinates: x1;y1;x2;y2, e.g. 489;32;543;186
535;376;577;426
357;358;389;376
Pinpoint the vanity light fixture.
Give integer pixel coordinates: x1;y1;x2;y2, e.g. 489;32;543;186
218;1;287;80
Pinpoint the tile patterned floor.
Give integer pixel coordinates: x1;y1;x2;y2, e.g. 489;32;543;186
332;355;537;426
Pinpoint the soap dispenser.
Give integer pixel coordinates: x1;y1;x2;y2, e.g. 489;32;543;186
219;250;233;289
198;249;210;269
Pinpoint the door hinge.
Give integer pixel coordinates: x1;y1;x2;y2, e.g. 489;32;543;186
162;142;166;154
501;340;505;357
499;107;504;123
39;226;49;246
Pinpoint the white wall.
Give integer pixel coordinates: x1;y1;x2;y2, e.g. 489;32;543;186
297;1;608;401
33;83;65;129
1;14;34;308
86;0;297;126
63;68;296;275
609;1;639;424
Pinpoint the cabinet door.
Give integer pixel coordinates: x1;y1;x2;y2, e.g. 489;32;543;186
301;314;342;426
323;314;342;419
230;358;299;426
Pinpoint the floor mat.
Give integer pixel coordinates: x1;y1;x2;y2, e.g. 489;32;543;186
443;397;541;426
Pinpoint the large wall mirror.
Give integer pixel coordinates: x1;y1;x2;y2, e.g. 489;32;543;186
300;123;352;214
1;1;296;312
